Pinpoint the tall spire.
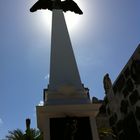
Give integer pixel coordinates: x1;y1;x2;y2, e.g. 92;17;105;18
44;9;90;105
30;0;89;104
49;9;83;91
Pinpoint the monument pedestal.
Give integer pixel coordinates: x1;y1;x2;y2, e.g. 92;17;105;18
37;103;101;140
44;85;91;105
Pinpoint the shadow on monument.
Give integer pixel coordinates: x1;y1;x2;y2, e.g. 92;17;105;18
50;117;92;140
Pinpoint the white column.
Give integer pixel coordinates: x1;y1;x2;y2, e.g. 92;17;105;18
49;10;83;91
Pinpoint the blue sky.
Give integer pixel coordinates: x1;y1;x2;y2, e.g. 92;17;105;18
0;0;140;138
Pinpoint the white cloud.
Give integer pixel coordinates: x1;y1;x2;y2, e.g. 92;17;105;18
44;74;50;80
38;101;44;106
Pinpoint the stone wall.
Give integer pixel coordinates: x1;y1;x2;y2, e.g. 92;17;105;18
96;109;114;140
105;44;140;140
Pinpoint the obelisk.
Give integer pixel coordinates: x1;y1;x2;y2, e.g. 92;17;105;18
45;9;90;105
50;9;82;92
30;1;101;140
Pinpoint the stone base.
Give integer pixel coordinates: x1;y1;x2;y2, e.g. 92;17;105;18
36;103;101;140
44;85;91;105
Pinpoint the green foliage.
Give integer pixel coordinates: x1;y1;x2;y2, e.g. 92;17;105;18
98;127;116;140
6;128;43;140
6;129;25;140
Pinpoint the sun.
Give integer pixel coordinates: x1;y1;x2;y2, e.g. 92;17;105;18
64;11;83;31
36;0;86;33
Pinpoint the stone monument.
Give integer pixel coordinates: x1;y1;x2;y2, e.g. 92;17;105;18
30;0;101;139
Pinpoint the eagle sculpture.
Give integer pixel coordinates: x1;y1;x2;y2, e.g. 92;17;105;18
30;0;83;14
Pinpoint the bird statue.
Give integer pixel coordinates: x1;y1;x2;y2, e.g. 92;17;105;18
30;0;83;14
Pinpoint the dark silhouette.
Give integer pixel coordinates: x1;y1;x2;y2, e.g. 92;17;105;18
26;118;31;130
30;0;53;12
30;0;83;14
61;0;83;14
64;117;78;140
103;73;113;94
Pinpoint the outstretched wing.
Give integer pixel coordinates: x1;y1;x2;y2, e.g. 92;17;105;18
62;0;83;14
30;0;52;12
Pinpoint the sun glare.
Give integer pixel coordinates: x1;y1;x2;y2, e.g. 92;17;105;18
37;11;52;33
36;0;86;33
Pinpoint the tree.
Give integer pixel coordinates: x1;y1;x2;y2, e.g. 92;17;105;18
6;129;42;140
24;128;42;140
6;129;24;140
5;119;43;140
